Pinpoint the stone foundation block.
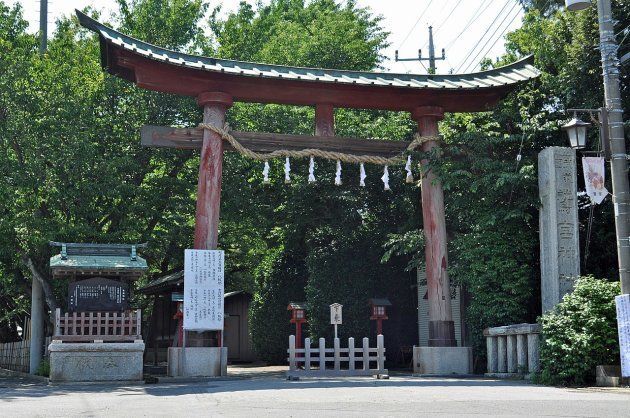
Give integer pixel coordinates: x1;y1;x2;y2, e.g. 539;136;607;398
413;346;472;375
49;341;144;383
168;347;227;377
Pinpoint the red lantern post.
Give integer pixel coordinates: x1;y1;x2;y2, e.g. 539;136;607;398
369;298;392;336
288;302;307;349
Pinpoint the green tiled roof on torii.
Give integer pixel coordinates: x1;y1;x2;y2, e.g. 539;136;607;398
76;10;540;113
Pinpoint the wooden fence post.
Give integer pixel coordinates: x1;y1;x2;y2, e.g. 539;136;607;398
304;338;311;371
319;337;326;371
289;335;296;371
348;337;355;371
362;337;369;371
377;334;385;372
333;337;340;371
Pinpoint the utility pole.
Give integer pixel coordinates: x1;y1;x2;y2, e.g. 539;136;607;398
30;0;47;375
395;26;446;74
595;0;630;294
39;0;47;53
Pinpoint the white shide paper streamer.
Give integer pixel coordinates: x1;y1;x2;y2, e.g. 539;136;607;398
284;157;291;183
335;160;342;185
381;166;390;191
359;163;366;187
308;156;316;183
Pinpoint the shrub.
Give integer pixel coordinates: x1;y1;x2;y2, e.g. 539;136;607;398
538;276;620;386
35;359;50;377
249;247;308;364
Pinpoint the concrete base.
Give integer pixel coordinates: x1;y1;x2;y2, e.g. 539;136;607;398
595;365;629;387
413;346;472;375
168;347;227;377
49;341;144;383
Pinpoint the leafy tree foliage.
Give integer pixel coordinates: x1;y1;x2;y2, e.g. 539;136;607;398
538;276;620;386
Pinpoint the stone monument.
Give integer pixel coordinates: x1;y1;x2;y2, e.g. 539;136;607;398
538;147;580;312
48;242;147;383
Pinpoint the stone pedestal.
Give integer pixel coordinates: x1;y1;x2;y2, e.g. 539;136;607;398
168;347;227;377
49;341;144;383
486;336;498;373
538;147;580;312
527;333;540;374
497;336;507;373
484;324;540;379
506;335;517;373
413;346;472;375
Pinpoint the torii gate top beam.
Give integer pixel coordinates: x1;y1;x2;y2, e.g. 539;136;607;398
76;11;539;113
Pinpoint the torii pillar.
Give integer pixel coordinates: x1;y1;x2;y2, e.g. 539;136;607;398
194;92;233;250
412;106;457;348
192;91;232;349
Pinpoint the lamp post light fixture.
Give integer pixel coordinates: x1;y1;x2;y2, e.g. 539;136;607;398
565;0;592;11
561;113;591;150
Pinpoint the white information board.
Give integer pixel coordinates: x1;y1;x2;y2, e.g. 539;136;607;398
615;294;630;377
184;249;224;331
330;303;343;325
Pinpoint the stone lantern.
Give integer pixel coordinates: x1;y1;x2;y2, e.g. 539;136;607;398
562;114;591;149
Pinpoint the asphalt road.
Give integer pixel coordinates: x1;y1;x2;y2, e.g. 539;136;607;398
1;375;629;417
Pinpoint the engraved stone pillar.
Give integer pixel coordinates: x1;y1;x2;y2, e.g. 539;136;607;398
538;147;580;313
516;334;528;373
486;336;498;373
497;336;507;373
506;335;518;373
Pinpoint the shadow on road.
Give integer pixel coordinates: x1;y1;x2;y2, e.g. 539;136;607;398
0;375;542;402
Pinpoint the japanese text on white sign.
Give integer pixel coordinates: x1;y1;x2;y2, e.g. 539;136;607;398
616;294;630;377
184;249;224;331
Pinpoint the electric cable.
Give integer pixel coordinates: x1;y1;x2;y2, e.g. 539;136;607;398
455;0;513;73
461;0;521;73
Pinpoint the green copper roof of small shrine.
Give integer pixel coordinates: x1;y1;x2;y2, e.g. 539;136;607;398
49;242;148;278
76;10;540;91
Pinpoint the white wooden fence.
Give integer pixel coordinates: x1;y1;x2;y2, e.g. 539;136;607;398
287;334;387;378
0;317;52;373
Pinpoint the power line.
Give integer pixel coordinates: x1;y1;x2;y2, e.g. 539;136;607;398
433;0;464;37
397;0;434;50
454;0;512;72
457;0;518;72
444;0;493;50
461;1;521;73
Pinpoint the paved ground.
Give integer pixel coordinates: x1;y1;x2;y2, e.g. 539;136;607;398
1;369;630;417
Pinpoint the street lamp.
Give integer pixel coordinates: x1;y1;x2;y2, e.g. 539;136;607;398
565;0;592;11
565;0;630;296
561;113;591;149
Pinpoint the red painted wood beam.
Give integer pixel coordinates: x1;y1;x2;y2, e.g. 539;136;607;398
412;106;457;347
315;104;335;136
116;51;513;113
193;92;233;251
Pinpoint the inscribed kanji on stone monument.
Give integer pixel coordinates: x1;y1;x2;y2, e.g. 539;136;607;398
184;249;224;331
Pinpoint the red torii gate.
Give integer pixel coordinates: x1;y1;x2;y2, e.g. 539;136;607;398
77;11;539;351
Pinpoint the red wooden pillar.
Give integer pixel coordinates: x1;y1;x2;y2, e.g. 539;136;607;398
412;106;457;347
194;92;233;250
376;319;383;336
194;91;232;348
315;103;335;136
